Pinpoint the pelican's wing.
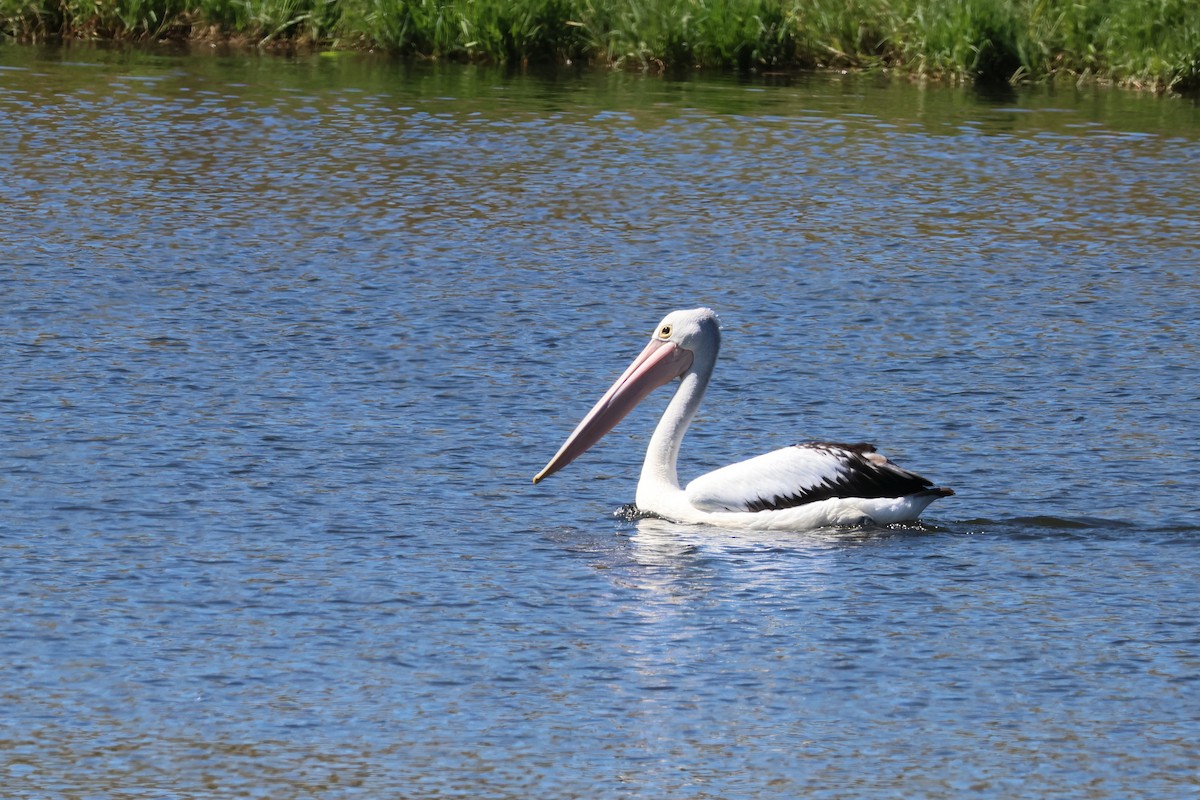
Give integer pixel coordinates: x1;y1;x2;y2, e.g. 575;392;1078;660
685;441;948;513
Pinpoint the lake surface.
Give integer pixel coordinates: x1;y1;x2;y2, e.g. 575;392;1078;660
2;44;1199;798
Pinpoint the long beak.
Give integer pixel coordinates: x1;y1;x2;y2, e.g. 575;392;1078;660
533;338;694;484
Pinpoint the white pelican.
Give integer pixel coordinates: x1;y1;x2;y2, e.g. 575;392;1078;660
533;308;953;530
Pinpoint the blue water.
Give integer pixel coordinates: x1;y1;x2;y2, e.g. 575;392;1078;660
2;47;1199;797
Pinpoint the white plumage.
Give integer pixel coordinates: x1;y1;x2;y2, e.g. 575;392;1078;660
534;308;952;531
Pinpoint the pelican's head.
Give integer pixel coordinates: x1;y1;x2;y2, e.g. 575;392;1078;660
532;308;720;484
651;307;721;356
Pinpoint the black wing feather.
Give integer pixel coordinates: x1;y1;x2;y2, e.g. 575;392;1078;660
743;441;952;513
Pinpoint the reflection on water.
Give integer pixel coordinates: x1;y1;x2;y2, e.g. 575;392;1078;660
631;515;932;561
2;44;1199;798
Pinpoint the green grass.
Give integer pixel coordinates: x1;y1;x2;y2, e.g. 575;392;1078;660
2;0;1197;92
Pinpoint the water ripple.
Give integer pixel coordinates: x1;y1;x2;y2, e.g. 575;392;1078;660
2;47;1199;799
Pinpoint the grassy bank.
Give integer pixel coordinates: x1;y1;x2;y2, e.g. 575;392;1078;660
2;0;1198;92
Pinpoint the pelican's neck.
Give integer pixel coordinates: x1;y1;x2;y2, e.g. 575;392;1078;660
636;353;715;507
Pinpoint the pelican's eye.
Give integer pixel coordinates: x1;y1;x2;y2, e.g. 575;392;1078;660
658;323;673;340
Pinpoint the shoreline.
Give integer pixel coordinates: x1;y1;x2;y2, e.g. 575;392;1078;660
3;0;1197;95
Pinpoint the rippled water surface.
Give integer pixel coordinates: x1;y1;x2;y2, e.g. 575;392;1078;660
3;45;1199;798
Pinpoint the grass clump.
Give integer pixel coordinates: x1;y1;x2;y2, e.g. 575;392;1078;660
1;0;1198;92
337;0;592;62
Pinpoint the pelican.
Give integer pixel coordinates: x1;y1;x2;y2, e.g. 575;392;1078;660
533;308;953;530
